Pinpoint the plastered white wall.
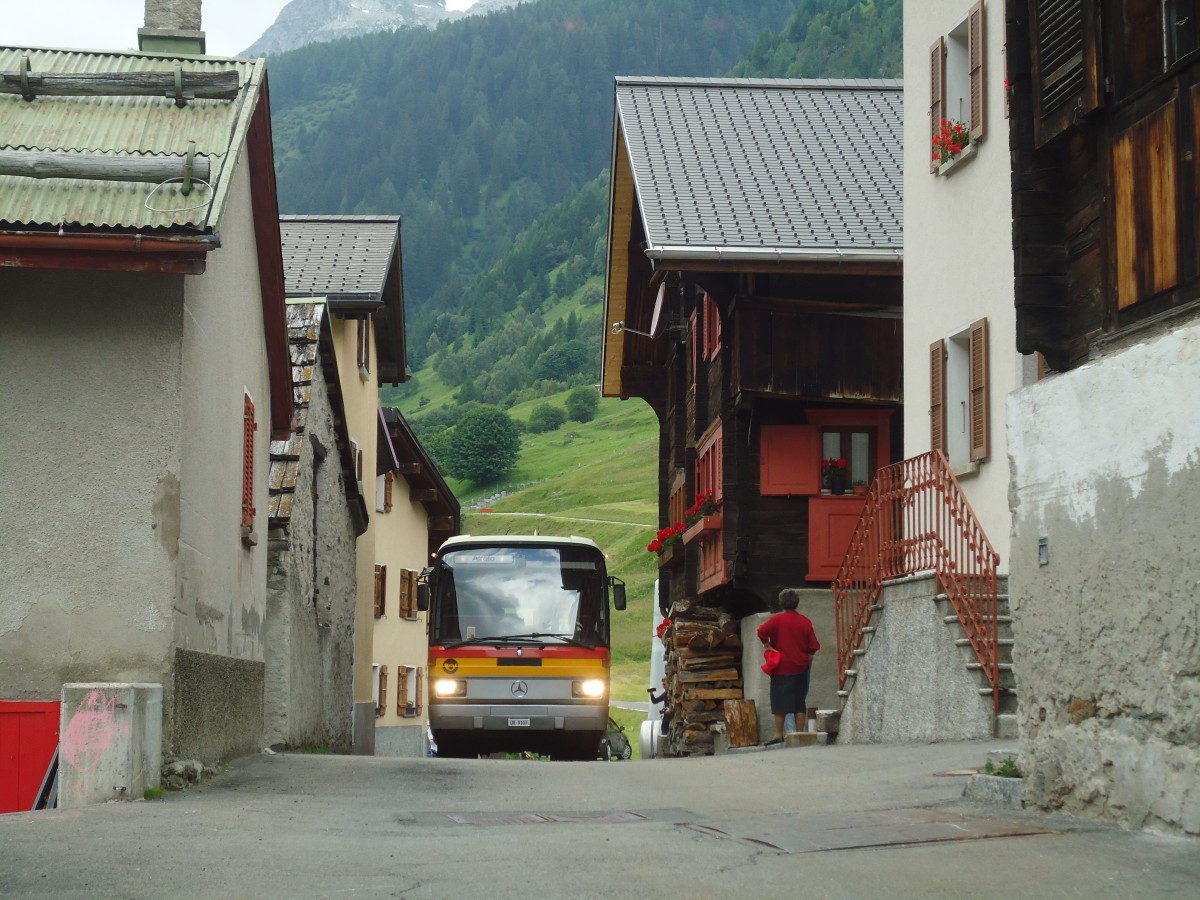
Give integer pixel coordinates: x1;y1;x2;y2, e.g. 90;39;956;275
903;0;1017;566
1008;321;1200;835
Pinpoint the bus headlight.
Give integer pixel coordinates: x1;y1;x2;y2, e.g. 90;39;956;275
433;679;467;698
573;679;606;699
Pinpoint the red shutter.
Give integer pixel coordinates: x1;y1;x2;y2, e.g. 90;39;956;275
969;319;990;462
241;393;256;529
930;36;946;172
930;340;947;454
968;1;986;141
759;425;821;496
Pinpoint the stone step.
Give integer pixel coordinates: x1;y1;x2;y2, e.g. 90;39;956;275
955;638;1014;648
943;614;1013;625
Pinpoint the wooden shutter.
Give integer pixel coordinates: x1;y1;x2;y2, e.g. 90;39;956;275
415;667;424;715
968;1;986;141
397;668;410;715
398;568;412;618
930;340;947;453
384;472;393;512
969;319;990;462
930;36;946;172
1030;0;1102;147
374;564;386;617
241;393;256;528
1114;103;1180;310
378;665;387;717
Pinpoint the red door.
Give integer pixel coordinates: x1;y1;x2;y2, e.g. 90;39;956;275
0;701;60;813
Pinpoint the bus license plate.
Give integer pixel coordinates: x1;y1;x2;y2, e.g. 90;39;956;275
508;717;531;727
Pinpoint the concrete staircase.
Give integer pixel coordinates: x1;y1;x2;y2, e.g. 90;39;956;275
940;578;1016;739
830;574;1016;743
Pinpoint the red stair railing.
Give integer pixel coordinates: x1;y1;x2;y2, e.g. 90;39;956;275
833;451;1002;713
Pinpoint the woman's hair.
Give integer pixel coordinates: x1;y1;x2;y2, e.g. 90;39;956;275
778;589;800;611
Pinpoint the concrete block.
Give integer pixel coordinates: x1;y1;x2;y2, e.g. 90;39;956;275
59;683;162;808
963;773;1023;808
995;714;1018;740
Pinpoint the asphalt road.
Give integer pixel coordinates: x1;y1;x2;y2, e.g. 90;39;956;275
2;739;1197;899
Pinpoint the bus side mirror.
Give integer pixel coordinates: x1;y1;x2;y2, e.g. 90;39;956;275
609;576;627;611
417;566;433;612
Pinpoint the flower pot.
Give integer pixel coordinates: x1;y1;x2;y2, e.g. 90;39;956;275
852;484;868;496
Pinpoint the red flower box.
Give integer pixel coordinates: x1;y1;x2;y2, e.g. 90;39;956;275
682;513;722;545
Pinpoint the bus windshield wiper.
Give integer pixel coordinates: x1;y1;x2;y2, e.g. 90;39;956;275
501;632;597;649
441;635;530;650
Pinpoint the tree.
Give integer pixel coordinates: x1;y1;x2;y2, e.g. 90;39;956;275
527;402;566;434
565;385;599;423
444;406;521;484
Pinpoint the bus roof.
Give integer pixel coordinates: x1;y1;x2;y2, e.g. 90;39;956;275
437;534;602;553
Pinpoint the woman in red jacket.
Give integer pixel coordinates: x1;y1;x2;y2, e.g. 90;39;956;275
756;589;821;745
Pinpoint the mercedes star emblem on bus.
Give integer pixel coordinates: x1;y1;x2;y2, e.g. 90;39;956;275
511;681;529;698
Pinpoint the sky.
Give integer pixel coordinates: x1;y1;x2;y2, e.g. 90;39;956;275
3;0;475;57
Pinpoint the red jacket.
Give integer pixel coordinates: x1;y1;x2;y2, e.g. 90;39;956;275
757;610;820;675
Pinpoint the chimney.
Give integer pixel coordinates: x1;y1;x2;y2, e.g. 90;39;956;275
138;0;207;55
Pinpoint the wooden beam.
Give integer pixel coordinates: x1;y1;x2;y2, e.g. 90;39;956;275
0;149;211;185
410;488;439;503
428;517;456;532
1;68;241;100
395;462;422;476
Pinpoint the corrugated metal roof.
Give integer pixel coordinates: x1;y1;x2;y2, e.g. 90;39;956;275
614;77;903;257
279;216;401;296
0;46;262;232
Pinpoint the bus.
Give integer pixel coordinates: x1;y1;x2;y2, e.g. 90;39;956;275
418;534;626;760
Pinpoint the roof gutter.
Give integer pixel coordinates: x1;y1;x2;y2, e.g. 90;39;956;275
0;230;216;254
644;245;903;264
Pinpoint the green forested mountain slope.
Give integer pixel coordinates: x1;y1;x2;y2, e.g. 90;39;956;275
267;0;798;334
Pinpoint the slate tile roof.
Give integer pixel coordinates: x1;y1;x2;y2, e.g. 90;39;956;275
279;215;400;296
614;77;903;259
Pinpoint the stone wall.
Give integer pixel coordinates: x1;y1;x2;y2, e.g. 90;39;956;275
264;358;357;753
837;574;994;744
1008;322;1200;836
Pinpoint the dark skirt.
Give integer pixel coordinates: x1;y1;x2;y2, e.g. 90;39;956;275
769;670;811;715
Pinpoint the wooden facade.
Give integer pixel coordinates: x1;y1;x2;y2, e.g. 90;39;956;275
1007;0;1200;369
619;263;902;617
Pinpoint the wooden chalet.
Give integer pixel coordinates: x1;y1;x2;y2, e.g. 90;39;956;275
1006;0;1200;360
602;77;904;618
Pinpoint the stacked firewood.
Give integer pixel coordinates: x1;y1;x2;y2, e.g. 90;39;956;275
660;599;744;756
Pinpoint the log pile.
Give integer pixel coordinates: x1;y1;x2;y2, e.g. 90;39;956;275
660;599;743;756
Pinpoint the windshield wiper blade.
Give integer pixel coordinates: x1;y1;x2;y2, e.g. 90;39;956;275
441;636;524;650
505;632;597;649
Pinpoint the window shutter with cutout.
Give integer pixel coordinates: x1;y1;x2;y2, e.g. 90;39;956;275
930;36;946;173
968;1;986;141
398;568;412;618
416;667;424;715
397;668;409;716
930;340;947;453
969;319;990;462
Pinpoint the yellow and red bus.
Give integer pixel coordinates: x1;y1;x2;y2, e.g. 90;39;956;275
418;534;626;759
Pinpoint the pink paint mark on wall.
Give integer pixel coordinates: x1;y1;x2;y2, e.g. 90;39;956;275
61;690;130;781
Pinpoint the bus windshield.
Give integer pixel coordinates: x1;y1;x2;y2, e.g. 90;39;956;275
430;543;609;648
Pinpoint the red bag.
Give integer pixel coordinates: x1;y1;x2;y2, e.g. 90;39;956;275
761;648;783;675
